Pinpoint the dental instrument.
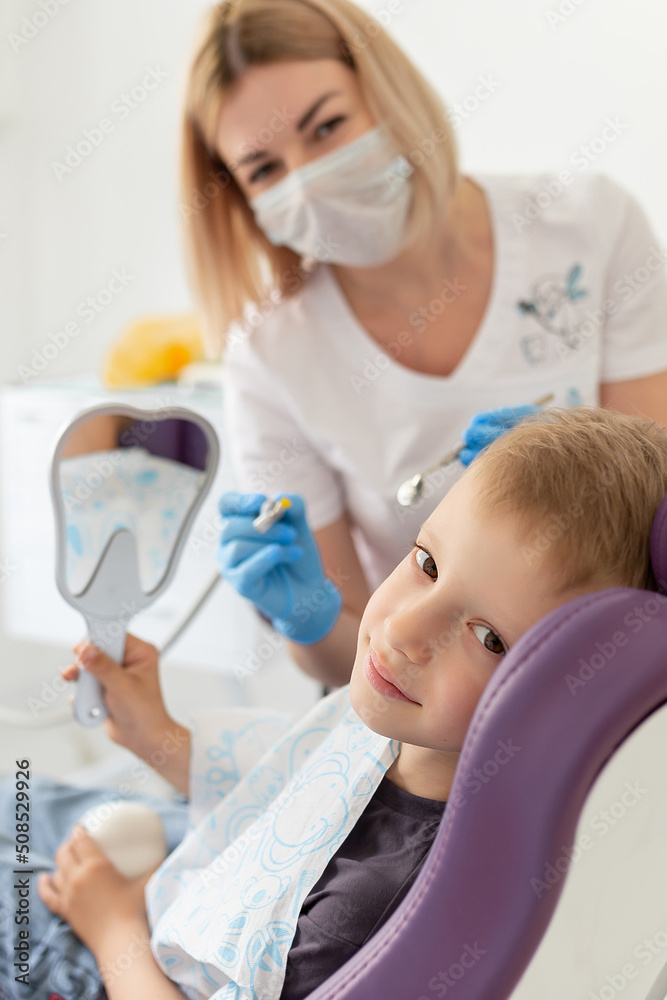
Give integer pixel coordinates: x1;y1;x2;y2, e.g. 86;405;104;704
252;495;293;533
161;498;294;655
396;393;555;507
218;491;343;645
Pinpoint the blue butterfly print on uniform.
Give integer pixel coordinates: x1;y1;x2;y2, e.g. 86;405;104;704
518;263;590;364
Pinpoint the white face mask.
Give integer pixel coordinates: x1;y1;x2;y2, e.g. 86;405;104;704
248;126;415;267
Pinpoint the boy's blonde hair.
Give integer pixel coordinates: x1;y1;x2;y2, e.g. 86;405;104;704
474;407;667;593
181;0;459;355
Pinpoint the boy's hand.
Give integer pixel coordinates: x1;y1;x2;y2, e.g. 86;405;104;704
63;634;172;761
37;825;152;956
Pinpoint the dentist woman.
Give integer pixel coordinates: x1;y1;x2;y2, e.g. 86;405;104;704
181;0;667;686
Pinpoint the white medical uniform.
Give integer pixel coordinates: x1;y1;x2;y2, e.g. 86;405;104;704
224;173;667;591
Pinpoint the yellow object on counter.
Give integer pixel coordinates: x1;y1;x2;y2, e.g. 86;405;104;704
102;314;205;388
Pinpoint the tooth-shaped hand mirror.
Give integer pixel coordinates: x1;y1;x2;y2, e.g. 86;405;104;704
49;403;220;726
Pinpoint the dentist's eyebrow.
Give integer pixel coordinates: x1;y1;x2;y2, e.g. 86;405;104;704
296;91;342;131
235;148;269;167
234;91;342;169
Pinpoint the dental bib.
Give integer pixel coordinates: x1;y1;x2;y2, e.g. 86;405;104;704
146;687;398;1000
59;447;205;593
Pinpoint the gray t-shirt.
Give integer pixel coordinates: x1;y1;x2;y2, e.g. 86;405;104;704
280;775;446;1000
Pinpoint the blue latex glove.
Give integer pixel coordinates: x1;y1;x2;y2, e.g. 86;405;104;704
459;404;541;466
217;491;343;645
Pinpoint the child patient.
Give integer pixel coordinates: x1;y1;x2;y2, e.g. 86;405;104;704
32;407;667;1000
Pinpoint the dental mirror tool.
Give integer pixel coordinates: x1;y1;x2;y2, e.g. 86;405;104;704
396;393;554;507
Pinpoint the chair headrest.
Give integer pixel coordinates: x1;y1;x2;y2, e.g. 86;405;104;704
650;493;667;594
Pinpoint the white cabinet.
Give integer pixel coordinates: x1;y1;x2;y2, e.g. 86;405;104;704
0;375;262;673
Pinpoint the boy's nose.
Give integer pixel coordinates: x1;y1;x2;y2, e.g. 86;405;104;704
383;595;461;670
383;609;436;669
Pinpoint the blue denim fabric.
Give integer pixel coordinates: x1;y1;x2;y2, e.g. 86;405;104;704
0;776;188;1000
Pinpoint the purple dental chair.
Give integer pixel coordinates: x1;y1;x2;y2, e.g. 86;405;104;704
309;497;667;1000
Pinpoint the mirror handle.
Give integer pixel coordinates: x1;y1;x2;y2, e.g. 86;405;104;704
74;626;127;727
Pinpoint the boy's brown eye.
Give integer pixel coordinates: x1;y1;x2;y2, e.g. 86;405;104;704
415;546;438;580
471;624;506;656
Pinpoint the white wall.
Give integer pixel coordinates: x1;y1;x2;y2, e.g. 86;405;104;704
1;0;666;376
2;0;667;994
2;0;666;392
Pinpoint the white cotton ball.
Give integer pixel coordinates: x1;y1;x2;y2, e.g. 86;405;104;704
78;801;168;879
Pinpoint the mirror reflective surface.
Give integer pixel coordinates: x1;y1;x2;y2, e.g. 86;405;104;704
58;414;210;595
49;403;220;725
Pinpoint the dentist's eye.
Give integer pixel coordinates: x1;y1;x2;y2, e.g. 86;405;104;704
471;624;507;656
249;160;278;184
314;115;346;140
414;545;438;580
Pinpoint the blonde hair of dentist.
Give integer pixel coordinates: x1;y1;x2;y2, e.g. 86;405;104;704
181;0;459;354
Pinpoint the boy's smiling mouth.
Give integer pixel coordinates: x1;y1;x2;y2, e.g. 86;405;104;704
365;647;421;704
